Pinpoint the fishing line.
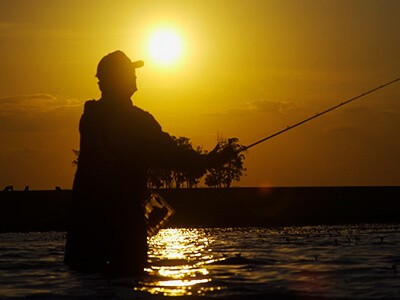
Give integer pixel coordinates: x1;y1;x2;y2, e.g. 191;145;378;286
243;76;400;151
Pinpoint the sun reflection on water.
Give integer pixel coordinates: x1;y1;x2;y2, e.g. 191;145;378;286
135;228;224;296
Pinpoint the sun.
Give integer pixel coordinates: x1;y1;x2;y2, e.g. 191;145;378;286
148;29;182;66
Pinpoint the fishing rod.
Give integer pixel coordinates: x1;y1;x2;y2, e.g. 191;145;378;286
243;76;400;151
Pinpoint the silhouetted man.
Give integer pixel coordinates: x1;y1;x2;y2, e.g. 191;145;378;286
64;50;232;276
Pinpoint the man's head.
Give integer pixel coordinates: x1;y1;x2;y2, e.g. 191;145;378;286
96;50;144;99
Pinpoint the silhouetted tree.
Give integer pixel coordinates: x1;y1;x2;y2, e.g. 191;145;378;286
185;145;206;188
147;136;205;188
205;137;246;188
147;168;173;189
171;136;194;188
147;169;163;189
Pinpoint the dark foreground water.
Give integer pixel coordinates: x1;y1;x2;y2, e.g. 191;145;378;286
1;224;400;300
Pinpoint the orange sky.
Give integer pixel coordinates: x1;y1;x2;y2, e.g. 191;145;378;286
1;0;400;189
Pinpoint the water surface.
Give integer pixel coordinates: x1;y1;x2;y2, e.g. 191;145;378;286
1;224;400;299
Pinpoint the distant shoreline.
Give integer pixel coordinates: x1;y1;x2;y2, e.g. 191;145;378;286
1;186;399;232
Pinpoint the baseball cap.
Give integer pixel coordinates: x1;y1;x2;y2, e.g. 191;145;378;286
96;50;144;79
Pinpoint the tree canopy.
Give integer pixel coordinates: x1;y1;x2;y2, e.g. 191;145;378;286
204;137;246;188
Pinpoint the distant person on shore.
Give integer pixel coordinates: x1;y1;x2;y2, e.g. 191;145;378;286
64;50;233;276
3;185;13;192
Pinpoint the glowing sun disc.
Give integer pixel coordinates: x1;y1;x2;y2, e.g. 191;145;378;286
148;29;182;65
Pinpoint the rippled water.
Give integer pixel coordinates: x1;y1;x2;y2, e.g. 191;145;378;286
1;224;400;299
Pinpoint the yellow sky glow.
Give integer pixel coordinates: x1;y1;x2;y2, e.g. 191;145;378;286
0;0;399;189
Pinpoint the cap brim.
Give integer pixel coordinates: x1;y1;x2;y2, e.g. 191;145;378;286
132;60;144;68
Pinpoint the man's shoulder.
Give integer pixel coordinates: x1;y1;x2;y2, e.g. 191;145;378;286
131;105;152;117
131;106;159;127
83;99;98;112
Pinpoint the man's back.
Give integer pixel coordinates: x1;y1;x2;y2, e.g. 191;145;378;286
64;50;230;276
65;99;163;275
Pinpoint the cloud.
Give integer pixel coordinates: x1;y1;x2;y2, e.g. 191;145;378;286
342;103;400;120
0;94;82;111
0;94;81;188
319;102;400;146
200;99;303;118
0;94;83;132
247;99;302;115
0;94;56;115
